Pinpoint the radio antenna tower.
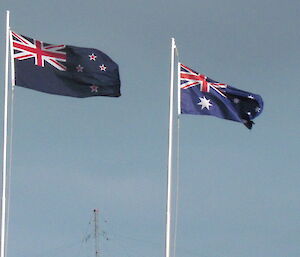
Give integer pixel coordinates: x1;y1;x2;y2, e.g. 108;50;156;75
93;209;100;257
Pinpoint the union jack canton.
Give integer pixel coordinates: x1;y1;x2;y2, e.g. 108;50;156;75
180;63;264;129
12;31;67;71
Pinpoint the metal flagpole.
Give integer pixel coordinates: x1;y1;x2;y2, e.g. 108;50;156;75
177;62;181;116
4;23;16;257
165;37;176;257
9;29;15;88
172;61;181;257
1;10;11;257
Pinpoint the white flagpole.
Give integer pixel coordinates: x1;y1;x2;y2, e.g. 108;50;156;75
172;60;181;257
10;29;15;88
165;37;176;257
1;10;10;257
177;62;181;116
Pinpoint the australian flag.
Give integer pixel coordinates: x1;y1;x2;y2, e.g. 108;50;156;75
11;31;121;98
180;63;263;129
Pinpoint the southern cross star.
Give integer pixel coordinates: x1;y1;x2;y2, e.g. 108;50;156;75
99;64;107;71
233;98;240;104
76;64;84;72
198;96;212;110
90;85;99;93
89;53;97;61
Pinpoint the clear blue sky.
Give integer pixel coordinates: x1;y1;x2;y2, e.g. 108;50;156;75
1;1;299;257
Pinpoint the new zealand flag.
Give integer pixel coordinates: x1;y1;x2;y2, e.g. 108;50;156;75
11;31;121;98
180;64;263;129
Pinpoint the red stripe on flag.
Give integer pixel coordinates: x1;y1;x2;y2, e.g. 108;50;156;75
182;81;199;89
13;42;66;61
16;54;33;60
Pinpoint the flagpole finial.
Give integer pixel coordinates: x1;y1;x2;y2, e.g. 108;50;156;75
171;38;179;57
171;37;176;48
6;10;10;26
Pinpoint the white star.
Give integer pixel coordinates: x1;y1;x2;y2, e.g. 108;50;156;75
76;64;84;72
89;53;97;61
248;95;254;99
99;64;107;71
197;96;212;110
255;107;261;112
247;112;251;116
90;85;99;93
233;98;240;104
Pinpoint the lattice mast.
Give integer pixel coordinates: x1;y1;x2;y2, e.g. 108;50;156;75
93;209;100;257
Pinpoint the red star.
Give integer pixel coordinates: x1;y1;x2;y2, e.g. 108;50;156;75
76;64;84;72
99;64;107;71
89;53;97;61
90;85;99;93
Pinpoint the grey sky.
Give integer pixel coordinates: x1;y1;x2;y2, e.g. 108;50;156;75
1;0;299;257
